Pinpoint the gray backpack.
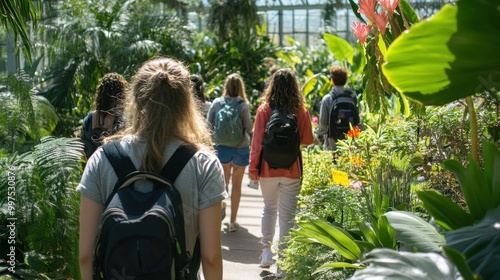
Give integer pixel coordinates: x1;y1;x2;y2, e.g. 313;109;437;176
213;98;244;147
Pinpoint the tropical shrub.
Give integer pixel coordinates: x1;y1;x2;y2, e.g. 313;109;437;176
0;137;83;279
190;25;276;114
37;0;194;136
360;141;500;280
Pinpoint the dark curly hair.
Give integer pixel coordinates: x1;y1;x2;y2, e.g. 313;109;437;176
329;66;348;86
94;72;128;125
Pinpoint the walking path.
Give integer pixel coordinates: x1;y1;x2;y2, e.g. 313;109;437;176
220;168;280;280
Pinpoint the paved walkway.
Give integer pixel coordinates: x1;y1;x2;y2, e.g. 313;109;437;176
219;168;280;280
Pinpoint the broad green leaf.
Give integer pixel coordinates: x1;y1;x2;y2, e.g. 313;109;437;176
482;141;500;208
417;190;474;230
352;44;366;74
399;0;420;25
314;262;363;274
285;35;297;46
442;246;476;280
383;1;500;105
384;211;445;252
353;240;376;253
357;221;380;247
375;216;396;248
445;207;500;280
443;157;489;222
295;220;361;260
349;248;461;280
377;34;387;56
302;74;319;96
324;33;354;65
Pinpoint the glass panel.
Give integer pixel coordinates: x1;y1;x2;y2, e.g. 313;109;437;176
294;10;307;33
308;9;322;32
282;10;294;33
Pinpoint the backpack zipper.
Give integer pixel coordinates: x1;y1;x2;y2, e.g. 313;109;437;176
145;207;182;254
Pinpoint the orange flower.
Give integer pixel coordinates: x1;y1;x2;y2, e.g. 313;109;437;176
347;126;361;138
350;156;365;167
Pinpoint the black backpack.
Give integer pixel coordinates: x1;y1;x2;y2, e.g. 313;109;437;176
93;141;200;280
328;88;360;140
262;105;301;169
81;112;122;159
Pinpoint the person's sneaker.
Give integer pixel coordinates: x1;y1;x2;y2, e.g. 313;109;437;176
229;222;239;232
260;248;274;268
276;268;287;278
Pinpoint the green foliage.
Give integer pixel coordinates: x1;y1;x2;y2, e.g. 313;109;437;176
0;137;84;279
297;186;366;231
207;0;259;40
383;1;500;106
300;146;335;195
0;0;40;64
349;249;463;280
190;25;276;114
419;141;500;231
284;148;366;280
445;207;500;279
0;72;58;154
384;211;445;253
37;0;194;136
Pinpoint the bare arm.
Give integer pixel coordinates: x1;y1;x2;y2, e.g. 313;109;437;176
79;196;104;280
199;202;223;280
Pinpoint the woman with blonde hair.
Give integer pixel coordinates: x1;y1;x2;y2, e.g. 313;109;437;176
77;57;227;280
249;68;314;277
207;73;253;232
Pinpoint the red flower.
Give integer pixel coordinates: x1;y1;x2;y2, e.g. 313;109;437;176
347;126;361;138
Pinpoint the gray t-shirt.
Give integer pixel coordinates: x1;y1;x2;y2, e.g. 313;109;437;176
77;136;227;255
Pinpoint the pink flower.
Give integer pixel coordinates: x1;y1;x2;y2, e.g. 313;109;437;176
351;21;372;45
351;181;363;190
358;0;377;22
377;0;399;14
374;12;389;34
312;116;319;125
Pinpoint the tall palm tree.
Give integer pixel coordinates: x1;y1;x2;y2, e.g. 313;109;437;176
207;0;260;40
37;0;193;136
0;0;40;64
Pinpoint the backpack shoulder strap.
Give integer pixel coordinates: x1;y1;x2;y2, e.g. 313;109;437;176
102;141;136;180
102;141;137;206
160;144;198;183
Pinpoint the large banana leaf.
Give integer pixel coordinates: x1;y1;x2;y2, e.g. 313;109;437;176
324;33;354;66
383;0;500;105
445;207;500;280
348;248;461;280
384;211;445;253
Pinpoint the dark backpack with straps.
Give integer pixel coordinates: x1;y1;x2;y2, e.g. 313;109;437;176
328;88;360;140
93;141;200;280
262;105;301;169
81;112;123;159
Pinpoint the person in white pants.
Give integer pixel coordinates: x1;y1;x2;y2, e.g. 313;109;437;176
248;69;314;277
